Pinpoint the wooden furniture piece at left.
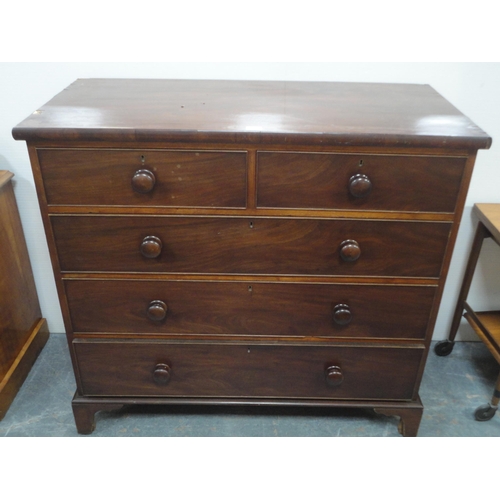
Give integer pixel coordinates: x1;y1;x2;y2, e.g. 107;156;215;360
0;170;49;419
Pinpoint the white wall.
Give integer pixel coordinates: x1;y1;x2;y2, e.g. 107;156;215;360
1;62;499;339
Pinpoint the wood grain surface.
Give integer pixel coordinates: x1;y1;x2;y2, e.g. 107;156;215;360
74;340;424;400
51;215;452;277
65;279;436;339
12;79;492;149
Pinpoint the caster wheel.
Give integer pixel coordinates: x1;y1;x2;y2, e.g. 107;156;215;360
475;403;498;421
434;340;455;357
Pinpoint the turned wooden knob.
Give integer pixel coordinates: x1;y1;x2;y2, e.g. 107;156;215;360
339;239;361;262
348;173;372;198
153;363;171;385
325;365;344;387
140;235;162;258
132;169;156;194
147;300;168;321
333;304;352;325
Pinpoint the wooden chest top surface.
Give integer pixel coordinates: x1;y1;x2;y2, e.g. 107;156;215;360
12;79;492;149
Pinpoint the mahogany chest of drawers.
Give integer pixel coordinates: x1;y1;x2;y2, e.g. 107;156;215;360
13;79;491;435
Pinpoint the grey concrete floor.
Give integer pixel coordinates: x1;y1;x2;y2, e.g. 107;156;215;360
1;333;499;437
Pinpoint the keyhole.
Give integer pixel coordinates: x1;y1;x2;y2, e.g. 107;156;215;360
248;285;253;293
358;159;364;167
249;221;254;229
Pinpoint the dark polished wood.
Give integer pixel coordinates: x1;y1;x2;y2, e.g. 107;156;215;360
71;393;424;437
140;235;163;259
131;169;156;194
72;397;124;435
153;363;171;385
348;174;372;198
64;279;436;339
339;239;361;262
325;365;344;387
13;79;491;436
74;340;423;400
51;216;451;277
0;171;49;419
374;401;424;437
257;152;466;212
146;300;168;322
37;148;247;208
65;280;436;339
332;304;352;326
12;79;491;149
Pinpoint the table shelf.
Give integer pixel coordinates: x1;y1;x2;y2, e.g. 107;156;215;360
463;311;500;363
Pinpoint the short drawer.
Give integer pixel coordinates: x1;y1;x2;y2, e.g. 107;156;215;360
257;152;466;212
37;148;247;208
73;340;424;400
52;216;451;277
66;280;436;340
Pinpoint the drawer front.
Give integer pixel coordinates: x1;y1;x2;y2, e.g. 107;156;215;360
66;280;436;340
52;216;451;277
257;152;465;212
37;149;247;208
74;340;423;400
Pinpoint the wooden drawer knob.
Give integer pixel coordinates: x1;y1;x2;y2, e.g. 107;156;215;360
325;365;344;387
147;300;168;321
339;239;361;262
153;363;171;385
132;169;156;194
333;304;352;325
348;173;372;198
140;235;162;258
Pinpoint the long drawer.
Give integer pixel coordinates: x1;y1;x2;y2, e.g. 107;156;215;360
257;152;465;212
66;279;436;339
51;216;451;277
37;148;247;208
73;340;424;400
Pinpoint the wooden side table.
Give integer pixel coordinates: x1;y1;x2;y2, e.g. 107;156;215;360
0;170;49;419
435;203;500;421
